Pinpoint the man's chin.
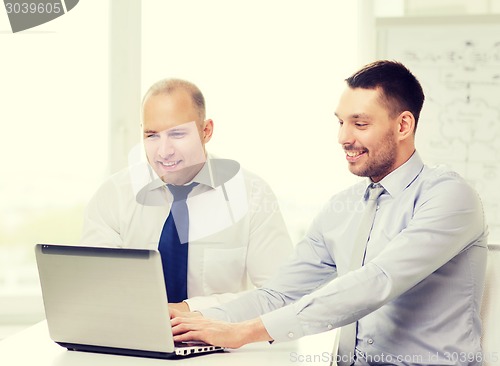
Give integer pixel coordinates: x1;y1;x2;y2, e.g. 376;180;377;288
158;168;198;186
348;165;367;178
160;173;185;185
155;162;206;185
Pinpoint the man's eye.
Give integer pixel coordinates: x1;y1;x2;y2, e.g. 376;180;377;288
146;133;159;139
169;132;186;138
355;123;368;127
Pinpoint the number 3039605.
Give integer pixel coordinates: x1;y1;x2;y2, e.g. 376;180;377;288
5;2;62;14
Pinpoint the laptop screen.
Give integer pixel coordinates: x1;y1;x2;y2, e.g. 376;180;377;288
35;244;175;353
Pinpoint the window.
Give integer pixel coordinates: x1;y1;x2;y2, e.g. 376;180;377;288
0;1;109;337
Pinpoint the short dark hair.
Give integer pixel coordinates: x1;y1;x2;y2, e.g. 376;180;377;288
142;78;206;121
345;60;425;131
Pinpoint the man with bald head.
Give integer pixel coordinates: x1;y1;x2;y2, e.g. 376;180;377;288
81;78;292;312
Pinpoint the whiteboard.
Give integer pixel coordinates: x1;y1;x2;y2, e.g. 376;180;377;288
377;15;500;243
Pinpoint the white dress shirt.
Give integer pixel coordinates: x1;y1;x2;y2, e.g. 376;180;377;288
203;152;489;365
81;156;293;311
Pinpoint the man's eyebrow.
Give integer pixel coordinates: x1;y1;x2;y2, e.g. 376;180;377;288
167;127;188;132
143;126;189;135
351;113;372;120
335;112;373;120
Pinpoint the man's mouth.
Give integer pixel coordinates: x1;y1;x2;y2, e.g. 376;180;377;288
158;160;181;169
346;150;363;157
344;149;367;162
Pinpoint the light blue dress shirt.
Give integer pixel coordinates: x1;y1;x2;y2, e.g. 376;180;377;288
203;152;489;365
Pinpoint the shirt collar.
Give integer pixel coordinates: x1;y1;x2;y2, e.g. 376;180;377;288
190;157;216;188
184;155;241;189
375;150;424;198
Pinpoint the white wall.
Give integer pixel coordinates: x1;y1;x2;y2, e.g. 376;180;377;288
141;0;363;240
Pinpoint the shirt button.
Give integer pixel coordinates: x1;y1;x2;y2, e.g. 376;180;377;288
367;338;374;345
327;324;333;330
288;332;294;338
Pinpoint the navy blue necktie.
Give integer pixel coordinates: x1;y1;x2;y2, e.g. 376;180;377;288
158;183;197;303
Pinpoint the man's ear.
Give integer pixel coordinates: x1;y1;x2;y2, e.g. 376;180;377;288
398;111;415;141
202;119;214;143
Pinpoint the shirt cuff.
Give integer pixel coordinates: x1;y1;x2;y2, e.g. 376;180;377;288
198;306;232;321
184;296;222;313
260;304;305;343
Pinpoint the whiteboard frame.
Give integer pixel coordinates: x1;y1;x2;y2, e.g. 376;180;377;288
376;14;500;58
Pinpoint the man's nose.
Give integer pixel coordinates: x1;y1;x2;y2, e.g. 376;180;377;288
158;136;175;158
337;123;353;146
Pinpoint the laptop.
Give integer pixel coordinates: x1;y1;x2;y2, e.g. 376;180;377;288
34;243;224;359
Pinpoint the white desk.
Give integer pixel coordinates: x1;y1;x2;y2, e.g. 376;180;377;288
0;321;338;366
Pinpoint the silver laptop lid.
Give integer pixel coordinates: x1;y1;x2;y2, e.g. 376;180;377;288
35;244;175;353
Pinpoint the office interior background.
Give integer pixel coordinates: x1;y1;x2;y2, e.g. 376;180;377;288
1;0;499;343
